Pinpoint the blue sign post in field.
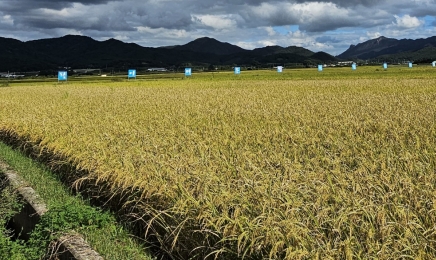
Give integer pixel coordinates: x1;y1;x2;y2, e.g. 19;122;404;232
408;62;413;68
185;68;192;77
277;66;283;73
58;71;67;82
128;69;136;79
352;63;357;70
383;63;388;70
234;67;241;75
318;65;323;72
432;61;436;67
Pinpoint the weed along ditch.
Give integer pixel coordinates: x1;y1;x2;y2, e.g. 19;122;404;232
0;142;153;260
1;159;103;259
1;161;47;240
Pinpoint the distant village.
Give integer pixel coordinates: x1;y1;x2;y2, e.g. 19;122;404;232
2;60;435;79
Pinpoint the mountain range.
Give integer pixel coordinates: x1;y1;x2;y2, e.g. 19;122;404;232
1;35;435;72
338;36;436;62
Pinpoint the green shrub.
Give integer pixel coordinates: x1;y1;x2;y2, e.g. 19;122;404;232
0;179;27;259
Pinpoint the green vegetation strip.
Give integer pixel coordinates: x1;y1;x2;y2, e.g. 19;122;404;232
1;177;28;259
1;159;105;259
2;65;436;87
0;141;153;260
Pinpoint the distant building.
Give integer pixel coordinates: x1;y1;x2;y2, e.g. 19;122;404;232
73;69;100;74
147;68;167;72
0;72;24;78
337;61;354;66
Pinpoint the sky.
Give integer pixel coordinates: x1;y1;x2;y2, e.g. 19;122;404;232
0;0;435;55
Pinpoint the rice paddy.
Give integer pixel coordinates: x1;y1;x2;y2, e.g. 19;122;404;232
1;66;436;259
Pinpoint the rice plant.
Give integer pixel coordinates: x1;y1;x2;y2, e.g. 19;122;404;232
1;69;436;259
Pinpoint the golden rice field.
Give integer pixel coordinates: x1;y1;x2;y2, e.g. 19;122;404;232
1;67;436;259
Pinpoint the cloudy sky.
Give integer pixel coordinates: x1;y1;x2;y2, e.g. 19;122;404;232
0;0;435;55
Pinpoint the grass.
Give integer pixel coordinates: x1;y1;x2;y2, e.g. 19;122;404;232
1;64;435;86
0;177;28;259
0;142;154;260
1;66;436;258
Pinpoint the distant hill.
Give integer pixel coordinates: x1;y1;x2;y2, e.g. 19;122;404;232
0;35;337;71
338;36;436;62
172;37;245;55
0;36;54;71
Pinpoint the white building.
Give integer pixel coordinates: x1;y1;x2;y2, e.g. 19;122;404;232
147;68;167;72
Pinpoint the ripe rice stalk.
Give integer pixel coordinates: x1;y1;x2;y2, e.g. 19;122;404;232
1;72;436;258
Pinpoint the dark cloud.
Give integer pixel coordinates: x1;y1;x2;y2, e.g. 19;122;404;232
0;0;434;55
19;16;134;31
293;0;384;8
315;36;341;43
300;18;361;32
0;0;117;12
127;4;196;29
410;8;436;17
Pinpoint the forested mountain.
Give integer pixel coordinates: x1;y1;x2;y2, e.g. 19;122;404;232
338;36;436;62
0;35;336;71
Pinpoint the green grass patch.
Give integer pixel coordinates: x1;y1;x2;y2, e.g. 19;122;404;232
0;179;28;260
2;65;436;87
0;142;154;260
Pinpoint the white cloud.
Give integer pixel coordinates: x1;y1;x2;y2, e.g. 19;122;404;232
136;26;188;38
265;27;276;36
258;40;278;46
393;14;424;29
245;2;357;32
366;31;382;39
193;14;237;30
235;41;259;49
37;3;86;18
1;15;14;25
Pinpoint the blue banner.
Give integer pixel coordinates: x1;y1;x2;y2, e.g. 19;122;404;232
128;69;136;78
277;66;283;73
352;63;357;70
383;63;388;69
185;68;192;76
234;67;241;75
58;71;67;81
318;65;323;72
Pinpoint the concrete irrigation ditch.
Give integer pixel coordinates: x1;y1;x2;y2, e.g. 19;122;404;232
0;159;103;260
